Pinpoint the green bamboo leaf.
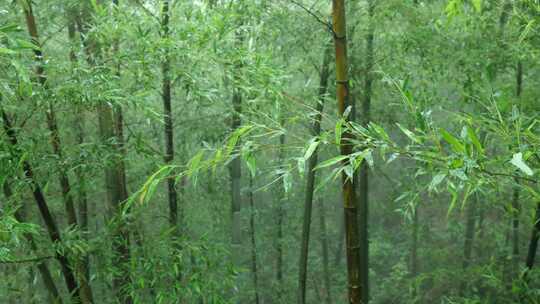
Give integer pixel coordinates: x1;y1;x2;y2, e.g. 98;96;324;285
460;184;473;211
283;171;292;193
187;150;204;178
135;165;173;209
344;164;354;180
0;47;15;55
0;24;19;33
397;123;420;143
446;183;459;218
245;153;257;177
471;0;482;13
440;129;465;153
335;119;343;145
369;122;390;142
445;0;462;18
524;185;540;201
519;20;535;44
343;105;352;118
225;125;253;157
467;126;483;155
314;168;340;193
315;155;348;170
297;157;306;175
364;150;374;167
303;138;319;161
15;39;40;50
212;149;222;172
429;173;446;191
510;153;533;176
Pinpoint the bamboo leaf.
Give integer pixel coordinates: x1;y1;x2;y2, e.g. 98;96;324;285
461;184;473;210
297;157;306;175
315;155;348;170
212;149;222;173
15;39;40;50
245;153;257;177
283;171;292;193
370;122;390;142
303;138;319;161
524;185;540;201
397;123;420;143
343;105;352;118
440;129;465;153
0;24;19;33
0;47;15;55
466;126;483;155
446;183;459;218
335;119;343;145
445;0;463;18
510;153;533;176
187;150;204;178
344;164;354;180
471;0;482;13
136;165;173;209
429;173;446;191
314;168;339;193
225;125;253;157
364;150;374;167
519;20;535;44
386;153;399;164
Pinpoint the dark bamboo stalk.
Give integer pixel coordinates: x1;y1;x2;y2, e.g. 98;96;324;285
111;0;130;217
511;61;523;270
276;131;286;300
21;0;78;228
460;197;477;295
77;3;132;302
298;42;332;304
68;9;93;295
318;199;333;304
96;102;132;304
160;0;179;235
248;175;260;304
410;204;419;300
2;181;62;304
1;108;81;302
525;201;540;272
357;1;374;302
229;11;244;301
334;212;345;267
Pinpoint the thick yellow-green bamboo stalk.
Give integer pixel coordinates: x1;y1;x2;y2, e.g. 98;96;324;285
332;0;363;303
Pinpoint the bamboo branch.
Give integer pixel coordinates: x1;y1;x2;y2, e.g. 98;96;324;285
131;0;160;22
285;0;334;35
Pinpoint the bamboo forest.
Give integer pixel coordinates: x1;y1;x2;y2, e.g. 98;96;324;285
3;0;540;303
